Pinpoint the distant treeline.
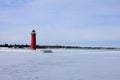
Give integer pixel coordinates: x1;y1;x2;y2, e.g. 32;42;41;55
0;44;119;50
0;44;30;48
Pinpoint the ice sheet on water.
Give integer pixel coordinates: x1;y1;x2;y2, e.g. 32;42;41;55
0;48;120;80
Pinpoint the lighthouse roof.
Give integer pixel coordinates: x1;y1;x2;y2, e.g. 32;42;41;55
32;30;35;32
31;29;36;34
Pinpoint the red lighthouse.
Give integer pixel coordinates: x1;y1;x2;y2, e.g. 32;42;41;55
31;30;36;50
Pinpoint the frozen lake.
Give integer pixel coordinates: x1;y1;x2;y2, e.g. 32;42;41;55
0;49;120;80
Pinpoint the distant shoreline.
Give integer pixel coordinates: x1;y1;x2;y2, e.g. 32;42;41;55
0;44;119;50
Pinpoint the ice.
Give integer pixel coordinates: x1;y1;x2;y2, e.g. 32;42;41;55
0;48;52;53
0;48;120;80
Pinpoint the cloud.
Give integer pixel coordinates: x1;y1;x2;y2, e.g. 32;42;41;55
0;0;32;9
0;0;120;27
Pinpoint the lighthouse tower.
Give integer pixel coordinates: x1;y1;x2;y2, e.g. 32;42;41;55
31;30;36;50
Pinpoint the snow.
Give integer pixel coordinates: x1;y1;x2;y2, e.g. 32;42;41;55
0;48;120;80
0;48;52;53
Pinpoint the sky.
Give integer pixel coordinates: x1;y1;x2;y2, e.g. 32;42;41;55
0;0;120;47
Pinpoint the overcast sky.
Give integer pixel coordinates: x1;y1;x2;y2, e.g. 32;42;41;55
0;0;120;47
